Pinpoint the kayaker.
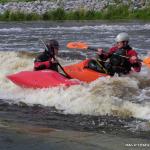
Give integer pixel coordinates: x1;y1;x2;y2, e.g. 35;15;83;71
34;39;59;71
97;32;141;76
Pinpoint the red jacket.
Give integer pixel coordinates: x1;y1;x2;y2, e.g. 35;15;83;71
100;46;141;72
34;60;52;69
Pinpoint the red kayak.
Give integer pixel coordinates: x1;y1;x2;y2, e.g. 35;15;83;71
7;70;80;88
7;59;109;89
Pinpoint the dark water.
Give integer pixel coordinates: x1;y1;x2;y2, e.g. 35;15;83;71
0;100;150;150
0;21;150;150
0;21;149;52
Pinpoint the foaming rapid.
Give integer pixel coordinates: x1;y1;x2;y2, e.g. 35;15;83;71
0;51;34;89
0;51;150;120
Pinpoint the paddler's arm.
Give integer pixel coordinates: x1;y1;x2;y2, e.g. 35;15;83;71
97;46;117;61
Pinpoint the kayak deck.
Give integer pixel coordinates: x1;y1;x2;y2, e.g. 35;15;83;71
7;70;79;88
63;59;108;83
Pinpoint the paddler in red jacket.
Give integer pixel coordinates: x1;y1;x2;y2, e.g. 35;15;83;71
34;39;59;71
97;32;141;76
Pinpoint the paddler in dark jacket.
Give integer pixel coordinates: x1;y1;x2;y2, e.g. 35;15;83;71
97;32;141;76
34;39;59;71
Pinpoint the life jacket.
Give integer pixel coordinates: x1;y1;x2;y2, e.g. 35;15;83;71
107;45;132;75
34;50;58;71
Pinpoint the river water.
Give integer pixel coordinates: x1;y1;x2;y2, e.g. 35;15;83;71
0;21;150;150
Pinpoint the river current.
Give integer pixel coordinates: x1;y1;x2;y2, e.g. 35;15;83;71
0;21;150;150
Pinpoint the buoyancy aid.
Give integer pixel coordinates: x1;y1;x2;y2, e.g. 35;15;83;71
105;45;134;75
34;50;58;71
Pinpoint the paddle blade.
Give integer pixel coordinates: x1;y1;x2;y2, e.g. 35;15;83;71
67;42;88;49
143;57;150;68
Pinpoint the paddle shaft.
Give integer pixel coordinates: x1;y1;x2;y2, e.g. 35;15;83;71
67;42;142;62
67;41;149;70
87;46;142;62
56;60;71;79
94;59;108;74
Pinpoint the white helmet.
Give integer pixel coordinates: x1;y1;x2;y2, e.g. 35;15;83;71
115;32;129;42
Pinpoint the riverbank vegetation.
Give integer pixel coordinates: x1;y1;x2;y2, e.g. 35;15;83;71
0;5;150;21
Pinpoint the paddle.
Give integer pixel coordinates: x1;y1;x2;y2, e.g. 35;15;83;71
67;41;108;74
67;42;88;49
67;41;149;65
143;57;150;68
40;39;71;79
67;41;97;51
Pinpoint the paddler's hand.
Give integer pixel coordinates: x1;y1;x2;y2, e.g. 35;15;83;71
129;56;138;64
97;48;103;55
51;58;59;64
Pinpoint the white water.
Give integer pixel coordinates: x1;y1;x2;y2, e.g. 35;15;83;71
0;51;150;120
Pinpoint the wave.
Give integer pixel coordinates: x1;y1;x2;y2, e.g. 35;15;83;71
0;28;23;32
0;24;149;33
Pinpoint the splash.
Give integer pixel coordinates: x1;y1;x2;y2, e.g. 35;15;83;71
0;51;33;89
